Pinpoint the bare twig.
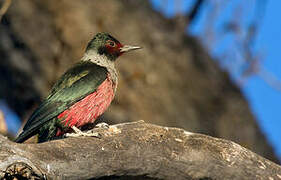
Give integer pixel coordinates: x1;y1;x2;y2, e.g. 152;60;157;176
0;0;12;21
186;0;204;25
258;67;281;92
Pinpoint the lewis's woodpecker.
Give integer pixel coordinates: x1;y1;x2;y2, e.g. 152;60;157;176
15;32;141;143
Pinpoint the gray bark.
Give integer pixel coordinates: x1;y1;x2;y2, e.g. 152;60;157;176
0;121;280;180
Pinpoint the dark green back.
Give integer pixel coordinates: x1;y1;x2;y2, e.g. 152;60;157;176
15;61;107;143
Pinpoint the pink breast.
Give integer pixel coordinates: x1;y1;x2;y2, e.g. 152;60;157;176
57;75;115;131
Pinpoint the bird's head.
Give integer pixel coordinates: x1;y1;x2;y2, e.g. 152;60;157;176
86;32;141;61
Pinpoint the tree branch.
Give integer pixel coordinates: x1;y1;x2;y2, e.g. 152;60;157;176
0;121;280;179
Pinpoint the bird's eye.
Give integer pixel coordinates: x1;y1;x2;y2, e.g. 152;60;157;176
107;41;116;47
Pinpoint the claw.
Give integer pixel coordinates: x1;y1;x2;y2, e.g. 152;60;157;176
65;126;100;138
95;122;109;129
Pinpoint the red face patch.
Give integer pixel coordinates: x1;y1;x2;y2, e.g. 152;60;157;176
105;40;123;56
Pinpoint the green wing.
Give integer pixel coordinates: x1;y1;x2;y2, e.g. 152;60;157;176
15;61;107;143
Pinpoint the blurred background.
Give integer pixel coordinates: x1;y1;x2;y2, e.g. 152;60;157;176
0;0;280;163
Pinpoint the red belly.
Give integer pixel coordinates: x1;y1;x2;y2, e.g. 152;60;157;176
57;76;115;131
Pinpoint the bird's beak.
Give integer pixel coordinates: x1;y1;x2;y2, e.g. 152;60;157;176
120;45;142;53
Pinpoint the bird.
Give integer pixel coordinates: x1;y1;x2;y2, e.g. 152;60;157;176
15;32;141;143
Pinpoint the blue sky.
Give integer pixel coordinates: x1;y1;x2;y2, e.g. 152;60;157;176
243;0;281;158
0;100;21;134
151;0;281;159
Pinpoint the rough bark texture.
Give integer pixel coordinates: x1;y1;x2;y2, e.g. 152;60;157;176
0;121;280;180
0;0;279;163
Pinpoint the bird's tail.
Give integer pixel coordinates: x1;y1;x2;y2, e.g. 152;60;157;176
14;130;37;143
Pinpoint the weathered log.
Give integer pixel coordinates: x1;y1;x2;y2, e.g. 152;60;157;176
0;121;280;180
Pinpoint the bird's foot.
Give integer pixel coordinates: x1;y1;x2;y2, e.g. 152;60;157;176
95;122;110;129
65;126;100;138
